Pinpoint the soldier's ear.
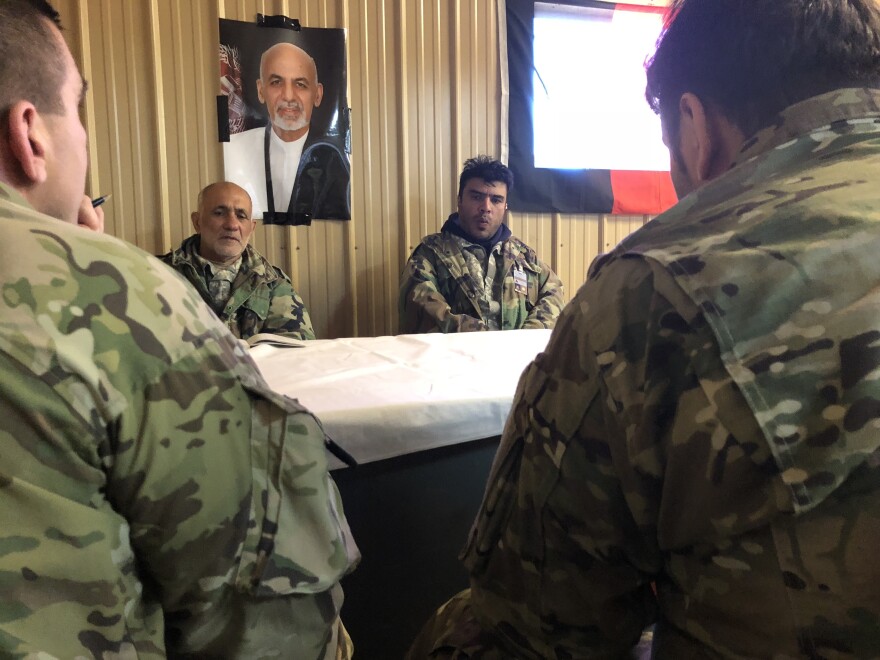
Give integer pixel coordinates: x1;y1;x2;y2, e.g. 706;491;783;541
5;101;49;185
676;93;712;184
678;93;743;185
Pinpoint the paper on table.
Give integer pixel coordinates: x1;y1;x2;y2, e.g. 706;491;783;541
247;333;308;349
251;330;553;468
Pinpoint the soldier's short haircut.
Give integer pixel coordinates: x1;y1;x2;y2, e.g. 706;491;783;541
0;0;66;119
458;155;514;198
646;0;880;141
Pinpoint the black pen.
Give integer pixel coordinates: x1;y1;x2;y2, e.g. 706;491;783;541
91;194;111;208
326;435;357;468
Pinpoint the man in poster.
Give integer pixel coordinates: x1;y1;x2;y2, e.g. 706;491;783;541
223;41;350;224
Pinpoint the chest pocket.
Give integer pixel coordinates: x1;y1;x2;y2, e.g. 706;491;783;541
225;282;272;339
511;261;541;309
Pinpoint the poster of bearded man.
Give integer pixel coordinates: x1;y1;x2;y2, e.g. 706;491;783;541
219;18;350;225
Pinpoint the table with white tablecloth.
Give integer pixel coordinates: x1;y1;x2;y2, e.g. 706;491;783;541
251;329;552;660
251;329;552;468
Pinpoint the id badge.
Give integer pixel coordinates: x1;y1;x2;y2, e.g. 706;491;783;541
513;265;529;295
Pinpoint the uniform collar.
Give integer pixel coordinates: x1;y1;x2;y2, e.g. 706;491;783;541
733;88;880;168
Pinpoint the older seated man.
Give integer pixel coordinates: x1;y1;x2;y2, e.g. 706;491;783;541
399;156;564;333
161;181;315;340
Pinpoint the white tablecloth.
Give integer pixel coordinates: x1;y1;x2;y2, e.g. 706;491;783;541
250;329;552;468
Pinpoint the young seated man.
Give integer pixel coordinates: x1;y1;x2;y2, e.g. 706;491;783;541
399;156;564;333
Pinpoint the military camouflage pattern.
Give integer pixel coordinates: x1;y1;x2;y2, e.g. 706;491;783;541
161;234;316;341
200;253;241;308
407;89;880;658
399;217;564;333
0;183;359;658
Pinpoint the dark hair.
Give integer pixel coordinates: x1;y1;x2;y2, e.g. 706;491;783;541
458;155;514;198
0;0;66;118
646;0;880;140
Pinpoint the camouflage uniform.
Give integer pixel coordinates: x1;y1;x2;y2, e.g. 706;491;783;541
407;89;880;658
0;183;359;658
161;234;315;341
399;214;564;333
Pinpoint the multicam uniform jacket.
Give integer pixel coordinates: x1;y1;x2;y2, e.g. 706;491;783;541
161;235;315;341
410;89;880;658
398;215;564;333
0;183;359;658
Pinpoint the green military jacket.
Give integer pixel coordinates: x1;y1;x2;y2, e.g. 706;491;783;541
415;89;880;658
0;184;359;658
161;235;315;341
398;216;564;333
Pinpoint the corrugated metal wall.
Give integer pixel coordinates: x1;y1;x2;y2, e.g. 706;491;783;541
54;0;648;338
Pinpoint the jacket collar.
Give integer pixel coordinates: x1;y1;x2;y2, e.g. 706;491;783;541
170;235;277;282
441;212;511;251
733;87;880;168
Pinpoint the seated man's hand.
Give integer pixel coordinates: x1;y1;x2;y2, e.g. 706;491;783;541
78;194;105;233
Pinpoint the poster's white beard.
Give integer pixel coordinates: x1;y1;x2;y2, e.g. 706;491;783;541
272;103;308;133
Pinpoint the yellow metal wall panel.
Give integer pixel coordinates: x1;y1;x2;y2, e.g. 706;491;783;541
350;0;402;337
603;214;650;253
71;1;161;249
558;213;602;296
152;1;226;253
58;0;649;338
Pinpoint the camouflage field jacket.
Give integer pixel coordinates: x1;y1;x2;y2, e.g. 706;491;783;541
0;184;358;658
423;89;880;658
161;235;315;340
398;217;564;333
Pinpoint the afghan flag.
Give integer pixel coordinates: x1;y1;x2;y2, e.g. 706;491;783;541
506;0;677;215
